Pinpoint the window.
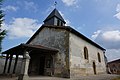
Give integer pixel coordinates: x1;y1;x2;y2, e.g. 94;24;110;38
61;22;63;26
84;47;88;60
98;53;101;62
57;19;60;26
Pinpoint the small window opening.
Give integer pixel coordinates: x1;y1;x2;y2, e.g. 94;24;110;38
84;47;88;60
57;20;60;26
98;53;101;62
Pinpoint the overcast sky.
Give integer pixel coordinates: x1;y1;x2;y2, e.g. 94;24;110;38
1;0;120;62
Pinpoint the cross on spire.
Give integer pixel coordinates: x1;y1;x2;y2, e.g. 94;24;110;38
54;1;57;8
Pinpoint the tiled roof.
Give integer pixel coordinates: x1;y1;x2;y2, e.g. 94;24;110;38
2;44;58;55
27;25;105;51
108;59;120;64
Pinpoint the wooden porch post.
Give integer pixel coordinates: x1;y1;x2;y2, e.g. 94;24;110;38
13;54;19;74
7;54;13;73
3;54;9;74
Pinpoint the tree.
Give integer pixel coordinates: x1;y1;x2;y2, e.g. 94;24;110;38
0;0;6;53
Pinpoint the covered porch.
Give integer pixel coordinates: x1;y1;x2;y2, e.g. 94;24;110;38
2;43;58;78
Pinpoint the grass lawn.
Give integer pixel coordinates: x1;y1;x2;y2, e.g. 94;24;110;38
112;77;120;80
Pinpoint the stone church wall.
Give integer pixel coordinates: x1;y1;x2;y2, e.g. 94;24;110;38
69;33;106;77
29;27;70;78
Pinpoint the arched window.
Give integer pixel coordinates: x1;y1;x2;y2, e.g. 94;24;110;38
61;22;63;26
98;53;101;62
84;47;88;60
57;19;60;26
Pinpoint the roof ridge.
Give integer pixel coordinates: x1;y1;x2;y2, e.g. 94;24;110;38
26;25;105;51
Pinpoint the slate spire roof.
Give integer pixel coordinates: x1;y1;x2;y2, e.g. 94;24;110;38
44;8;66;23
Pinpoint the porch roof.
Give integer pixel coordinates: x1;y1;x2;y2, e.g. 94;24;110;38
2;44;58;55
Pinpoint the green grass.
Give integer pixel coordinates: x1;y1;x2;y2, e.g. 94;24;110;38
112;77;120;80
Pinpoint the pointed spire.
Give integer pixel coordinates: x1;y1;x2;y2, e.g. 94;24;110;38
44;9;66;26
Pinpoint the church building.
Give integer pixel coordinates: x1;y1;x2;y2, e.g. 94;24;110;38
2;8;107;79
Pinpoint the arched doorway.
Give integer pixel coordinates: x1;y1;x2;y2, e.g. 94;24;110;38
93;62;96;74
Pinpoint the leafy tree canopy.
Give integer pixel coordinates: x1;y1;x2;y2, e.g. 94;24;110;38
0;0;6;52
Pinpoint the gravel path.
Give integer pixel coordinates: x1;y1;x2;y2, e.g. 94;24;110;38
73;74;120;80
0;74;120;80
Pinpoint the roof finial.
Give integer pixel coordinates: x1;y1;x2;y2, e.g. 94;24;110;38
54;1;57;8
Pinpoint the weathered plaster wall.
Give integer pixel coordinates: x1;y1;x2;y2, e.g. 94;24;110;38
0;57;22;75
29;27;69;77
69;33;106;77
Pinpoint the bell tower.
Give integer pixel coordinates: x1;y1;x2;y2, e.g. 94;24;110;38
43;9;66;26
